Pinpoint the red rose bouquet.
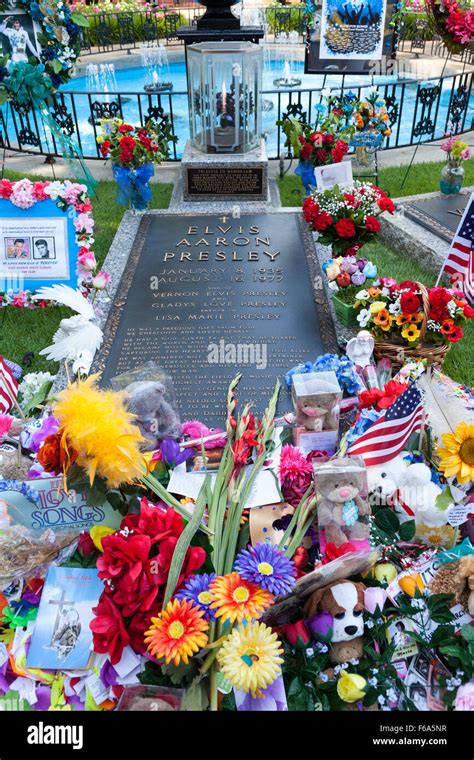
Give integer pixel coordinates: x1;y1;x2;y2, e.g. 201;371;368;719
303;181;395;255
97;117;174;168
280;117;350;168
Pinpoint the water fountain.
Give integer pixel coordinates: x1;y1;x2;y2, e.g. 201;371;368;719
273;31;301;88
140;42;173;93
86;63;118;96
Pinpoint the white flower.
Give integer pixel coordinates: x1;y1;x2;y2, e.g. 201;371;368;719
305;648;315;657
368;677;378;687
355;289;370;300
328;280;339;292
321;87;332;99
19;372;55;408
357;308;371;327
377;695;386;705
389;301;401;315
319;672;329;683
366;619;374;629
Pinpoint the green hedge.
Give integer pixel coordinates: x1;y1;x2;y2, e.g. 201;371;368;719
82;12;188;48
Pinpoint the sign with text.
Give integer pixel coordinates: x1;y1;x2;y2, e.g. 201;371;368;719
96;213;336;425
315;160;353;192
0;198;79;292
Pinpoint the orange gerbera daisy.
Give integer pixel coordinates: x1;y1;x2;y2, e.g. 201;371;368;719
209;572;273;624
373;309;392;330
396;313;411;326
144;598;209;666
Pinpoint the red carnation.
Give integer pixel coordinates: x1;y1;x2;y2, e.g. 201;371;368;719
0;179;13;198
365;216;380;233
90;595;130;665
331;148;344;163
429;304;450;322
313;211;333;231
322;133;335;145
429;287;451;307
118;123;134;133
377;195;395;213
463;304;474;318
335;218;356;238
315;148;328;164
400;291;420;314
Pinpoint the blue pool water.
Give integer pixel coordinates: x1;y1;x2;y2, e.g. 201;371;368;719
57;57;473;159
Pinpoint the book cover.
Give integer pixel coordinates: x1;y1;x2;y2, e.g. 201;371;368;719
26;566;102;670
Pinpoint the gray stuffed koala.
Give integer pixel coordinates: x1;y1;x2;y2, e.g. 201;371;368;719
125;380;181;451
315;457;371;547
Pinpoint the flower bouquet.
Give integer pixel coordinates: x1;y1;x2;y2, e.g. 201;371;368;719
329;89;392;170
97;117;176;214
279;117;350;195
323;255;378;326
353;278;474;368
425;0;474;53
439;134;472;195
303;181;395;256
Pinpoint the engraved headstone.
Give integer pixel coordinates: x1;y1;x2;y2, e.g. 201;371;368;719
96;212;336;425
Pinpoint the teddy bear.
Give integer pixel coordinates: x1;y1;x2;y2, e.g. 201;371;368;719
125;380;181;451
315;457;371;547
399;462;444;529
292;372;341;432
366;454;409;509
429;554;474;616
304;579;366;663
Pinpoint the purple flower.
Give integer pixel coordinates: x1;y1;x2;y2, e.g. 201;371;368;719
29;416;60;453
234;543;297;596
175;573;216;620
159;439;194;468
351;272;366;286
308;611;333;642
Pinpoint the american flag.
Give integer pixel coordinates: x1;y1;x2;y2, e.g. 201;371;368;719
439;192;474;304
0;355;19;414
348;383;424;466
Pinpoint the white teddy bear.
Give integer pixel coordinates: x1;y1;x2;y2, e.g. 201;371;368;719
367;454;447;528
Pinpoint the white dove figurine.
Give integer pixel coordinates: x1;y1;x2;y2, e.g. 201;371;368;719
33;285;103;376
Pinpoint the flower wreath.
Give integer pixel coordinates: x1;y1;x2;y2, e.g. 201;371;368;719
0;0;88;104
0;177;108;309
426;0;474;53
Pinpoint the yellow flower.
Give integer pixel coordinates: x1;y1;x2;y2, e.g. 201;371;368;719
337;672;368;703
216;622;284;698
90;526;116;553
398;573;425;598
436;422;474;484
370;300;387;314
401;324;421;342
53;375;145;488
209;572;273;624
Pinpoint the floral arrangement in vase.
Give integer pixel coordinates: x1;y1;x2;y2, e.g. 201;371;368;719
97;117;176;213
279;115;350;195
439;134;472;194
303;181;395;255
328;88;391;169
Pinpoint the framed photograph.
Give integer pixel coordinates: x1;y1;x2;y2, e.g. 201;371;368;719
0;8;41;65
32;236;56;261
4;236;31;260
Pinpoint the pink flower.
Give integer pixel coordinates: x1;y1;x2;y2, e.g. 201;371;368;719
0;414;13;442
12;291;27;307
73;213;94;234
461;148;472;161
92;271;111;290
0;179;13;198
77;249;97;272
10;179;35;209
181;419;227;449
279;445;313;507
33;182;49;201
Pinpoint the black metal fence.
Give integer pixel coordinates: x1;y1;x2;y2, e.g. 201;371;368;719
1;70;472;162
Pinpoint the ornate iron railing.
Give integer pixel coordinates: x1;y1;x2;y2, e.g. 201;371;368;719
1;58;472;160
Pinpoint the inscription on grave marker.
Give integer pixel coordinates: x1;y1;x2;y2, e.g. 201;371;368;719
187;167;263;196
98;213;334;425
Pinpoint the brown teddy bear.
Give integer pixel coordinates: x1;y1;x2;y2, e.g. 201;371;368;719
315;457;371;547
304;579;366;663
292;372;341;432
429;555;474;616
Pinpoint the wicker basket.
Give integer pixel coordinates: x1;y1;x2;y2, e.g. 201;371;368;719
373;280;450;371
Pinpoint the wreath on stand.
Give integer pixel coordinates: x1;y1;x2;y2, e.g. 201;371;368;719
425;0;474;54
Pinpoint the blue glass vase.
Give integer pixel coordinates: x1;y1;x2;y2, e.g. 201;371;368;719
113;163;154;214
440;164;464;195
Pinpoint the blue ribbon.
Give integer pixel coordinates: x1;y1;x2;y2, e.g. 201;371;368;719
294;160;316;196
113;163;154;210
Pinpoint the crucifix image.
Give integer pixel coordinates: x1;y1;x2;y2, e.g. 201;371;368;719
48;590;81;660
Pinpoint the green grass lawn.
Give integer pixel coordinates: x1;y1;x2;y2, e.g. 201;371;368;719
0;172;172;375
1;165;472;388
277;158;474;207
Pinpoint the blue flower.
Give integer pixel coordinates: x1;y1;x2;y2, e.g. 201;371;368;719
175;573;216;620
285;361;314;388
346;408;381;444
363;262;377;279
234;543;297;596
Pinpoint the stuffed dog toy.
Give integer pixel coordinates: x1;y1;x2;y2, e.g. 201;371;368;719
304;579;366;663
